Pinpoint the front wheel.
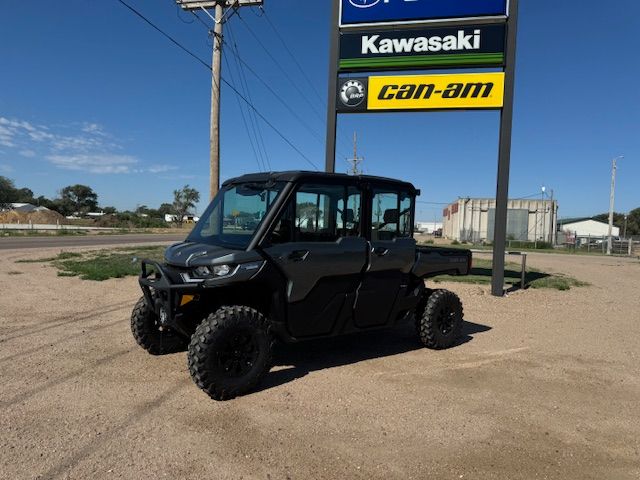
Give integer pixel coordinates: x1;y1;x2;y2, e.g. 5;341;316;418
416;289;463;349
187;306;272;401
130;297;188;355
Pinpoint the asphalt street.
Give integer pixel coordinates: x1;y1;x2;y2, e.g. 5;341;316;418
0;233;186;250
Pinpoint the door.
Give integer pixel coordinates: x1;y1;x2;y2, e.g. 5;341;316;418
263;183;367;338
354;187;416;328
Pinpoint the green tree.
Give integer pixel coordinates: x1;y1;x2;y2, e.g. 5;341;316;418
172;185;200;226
0;176;17;208
59;184;99;216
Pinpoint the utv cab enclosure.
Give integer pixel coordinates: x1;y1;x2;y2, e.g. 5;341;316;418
132;171;471;400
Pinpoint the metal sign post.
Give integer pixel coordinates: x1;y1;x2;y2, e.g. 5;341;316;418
325;0;341;173
490;0;518;296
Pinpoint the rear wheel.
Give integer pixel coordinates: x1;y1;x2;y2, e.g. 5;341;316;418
130;297;188;355
417;289;463;349
188;306;272;400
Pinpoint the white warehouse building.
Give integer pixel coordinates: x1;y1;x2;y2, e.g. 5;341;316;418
558;217;619;239
442;198;558;243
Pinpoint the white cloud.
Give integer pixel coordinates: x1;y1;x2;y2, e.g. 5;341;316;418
0;115;179;175
146;164;178;174
19;149;36;158
0;163;14;173
81;123;107;136
47;154;138;174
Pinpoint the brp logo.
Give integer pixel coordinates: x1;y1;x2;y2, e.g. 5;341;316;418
340;80;366;107
348;0;382;8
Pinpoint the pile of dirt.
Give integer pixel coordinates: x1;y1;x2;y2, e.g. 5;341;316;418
0;209;67;225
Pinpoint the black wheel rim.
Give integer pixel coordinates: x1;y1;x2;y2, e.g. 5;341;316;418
435;305;456;335
216;331;259;378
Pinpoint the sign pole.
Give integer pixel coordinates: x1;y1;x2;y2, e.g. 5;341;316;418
491;0;519;297
325;0;340;173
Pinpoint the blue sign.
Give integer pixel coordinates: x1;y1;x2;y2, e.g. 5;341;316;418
340;0;508;27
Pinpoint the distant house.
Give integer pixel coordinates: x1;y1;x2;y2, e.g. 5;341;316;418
164;214;200;224
9;203;51;213
415;221;443;234
558;217;619;239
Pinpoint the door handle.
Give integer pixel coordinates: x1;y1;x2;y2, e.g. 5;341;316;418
287;249;309;262
373;247;389;257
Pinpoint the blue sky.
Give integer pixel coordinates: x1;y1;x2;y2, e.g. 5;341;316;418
0;0;638;220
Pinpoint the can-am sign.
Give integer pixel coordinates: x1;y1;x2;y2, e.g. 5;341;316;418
339;24;505;71
340;0;508;27
336;72;505;112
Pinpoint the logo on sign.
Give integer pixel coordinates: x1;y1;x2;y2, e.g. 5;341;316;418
348;0;381;8
340;0;508;27
366;72;505;111
339;80;366;107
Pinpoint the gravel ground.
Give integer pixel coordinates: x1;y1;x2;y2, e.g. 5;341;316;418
1;247;639;480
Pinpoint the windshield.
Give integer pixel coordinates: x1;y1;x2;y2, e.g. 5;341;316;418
187;181;286;249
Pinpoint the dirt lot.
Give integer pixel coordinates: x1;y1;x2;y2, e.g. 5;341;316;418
1;247;639;479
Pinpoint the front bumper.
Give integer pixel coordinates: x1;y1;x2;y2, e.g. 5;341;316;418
138;259;202;337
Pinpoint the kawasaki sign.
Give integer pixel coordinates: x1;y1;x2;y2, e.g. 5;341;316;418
339;24;505;71
340;0;508;27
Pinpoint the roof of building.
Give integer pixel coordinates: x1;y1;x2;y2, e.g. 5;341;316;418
558;217;608;225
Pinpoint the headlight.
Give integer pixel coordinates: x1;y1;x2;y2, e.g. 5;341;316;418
193;266;212;277
192;264;232;278
212;264;231;277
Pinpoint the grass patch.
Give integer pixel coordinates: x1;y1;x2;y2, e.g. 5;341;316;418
7;270;23;275
53;246;166;281
15;256;58;263
432;258;588;291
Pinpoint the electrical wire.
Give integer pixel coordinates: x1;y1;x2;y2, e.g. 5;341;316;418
223;52;266;172
226;23;272;171
114;0;318;170
261;10;324;105
236;15;326;123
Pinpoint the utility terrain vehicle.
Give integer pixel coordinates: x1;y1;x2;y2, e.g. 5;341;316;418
132;171;471;400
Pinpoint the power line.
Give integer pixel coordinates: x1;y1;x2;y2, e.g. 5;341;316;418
184;3;351;160
227;23;272;171
116;0;211;71
114;0;318;170
261;10;325;104
236;15;326;123
223;52;265;172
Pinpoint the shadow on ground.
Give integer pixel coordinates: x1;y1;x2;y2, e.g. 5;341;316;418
257;320;491;394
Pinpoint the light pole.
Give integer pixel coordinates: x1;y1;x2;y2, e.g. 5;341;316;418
607;155;624;255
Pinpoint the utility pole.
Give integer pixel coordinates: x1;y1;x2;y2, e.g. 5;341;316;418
210;3;223;201
347;132;364;175
176;0;263;200
549;188;555;244
607;155;624;255
541;186;546;245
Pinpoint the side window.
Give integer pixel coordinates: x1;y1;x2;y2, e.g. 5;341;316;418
294;184;344;242
269;183;363;244
371;188;414;241
337;186;361;237
399;192;412;238
371;189;398;241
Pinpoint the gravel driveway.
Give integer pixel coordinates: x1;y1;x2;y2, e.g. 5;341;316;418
1;248;639;479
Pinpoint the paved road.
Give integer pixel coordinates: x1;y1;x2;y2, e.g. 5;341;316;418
0;233;186;250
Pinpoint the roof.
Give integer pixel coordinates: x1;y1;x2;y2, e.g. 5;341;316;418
222;171;419;194
10;203;50;213
558;217;607;226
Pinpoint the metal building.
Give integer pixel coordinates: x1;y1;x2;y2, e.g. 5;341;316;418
442;198;558;243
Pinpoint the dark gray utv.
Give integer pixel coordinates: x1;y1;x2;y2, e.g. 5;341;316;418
131;171;471;400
